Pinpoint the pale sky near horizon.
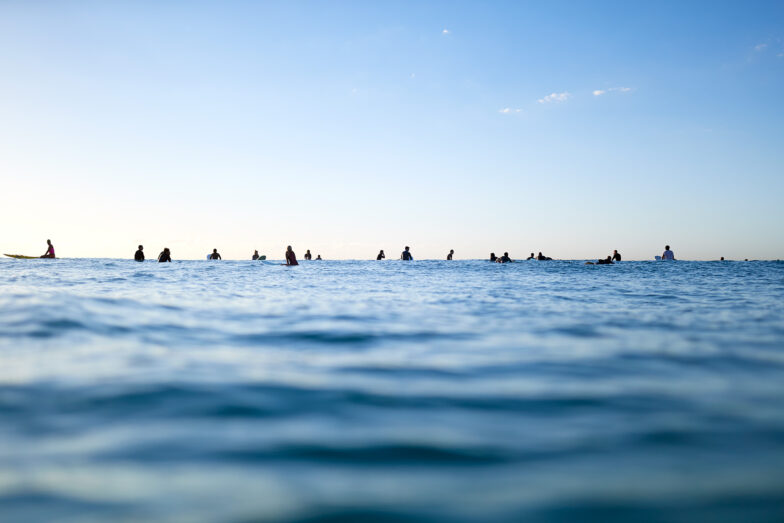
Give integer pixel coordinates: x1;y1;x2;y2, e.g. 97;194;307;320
1;1;783;260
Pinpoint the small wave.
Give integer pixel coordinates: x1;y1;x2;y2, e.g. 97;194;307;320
218;443;509;465
0;492;133;521
131;272;157;279
549;325;605;338
7;318;89;338
231;330;470;347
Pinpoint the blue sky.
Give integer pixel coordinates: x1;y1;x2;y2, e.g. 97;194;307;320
1;1;783;260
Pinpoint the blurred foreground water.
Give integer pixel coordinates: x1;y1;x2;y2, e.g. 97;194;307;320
1;258;783;522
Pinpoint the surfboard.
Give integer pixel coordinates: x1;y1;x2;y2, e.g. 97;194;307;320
4;254;38;259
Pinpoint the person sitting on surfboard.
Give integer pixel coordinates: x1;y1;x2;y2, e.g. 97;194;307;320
526;253;535;260
134;245;145;262
40;239;55;259
490;253;496;262
662;245;675;260
447;249;454;260
304;250;312;260
158;248;171;262
209;249;221;260
612;250;621;262
377;250;385;260
285;246;298;266
316;254;322;260
401;246;413;260
252;250;260;260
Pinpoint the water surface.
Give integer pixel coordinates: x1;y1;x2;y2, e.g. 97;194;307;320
1;259;783;521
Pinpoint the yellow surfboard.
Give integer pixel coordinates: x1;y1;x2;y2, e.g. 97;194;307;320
4;254;39;259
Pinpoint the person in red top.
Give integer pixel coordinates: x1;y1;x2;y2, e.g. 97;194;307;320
285;246;298;266
41;239;55;258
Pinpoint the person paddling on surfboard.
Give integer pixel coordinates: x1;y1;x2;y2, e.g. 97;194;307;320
40;239;55;259
285;246;298;266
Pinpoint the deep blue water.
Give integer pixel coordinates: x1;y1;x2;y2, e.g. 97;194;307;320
1;258;784;522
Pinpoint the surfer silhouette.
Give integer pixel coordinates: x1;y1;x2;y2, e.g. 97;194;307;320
41;240;55;259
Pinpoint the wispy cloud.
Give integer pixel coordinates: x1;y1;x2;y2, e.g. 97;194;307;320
754;43;768;52
538;92;570;104
498;108;521;114
593;87;632;96
442;29;449;35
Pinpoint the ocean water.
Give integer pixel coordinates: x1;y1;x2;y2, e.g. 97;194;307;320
1;258;783;522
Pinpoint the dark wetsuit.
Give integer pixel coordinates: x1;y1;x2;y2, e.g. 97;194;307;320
597;258;613;265
210;253;221;260
499;255;511;263
304;252;312;260
158;252;171;262
377;252;385;260
252;254;259;260
401;250;412;260
286;251;298;265
612;252;621;262
447;252;453;260
134;250;145;262
490;254;497;262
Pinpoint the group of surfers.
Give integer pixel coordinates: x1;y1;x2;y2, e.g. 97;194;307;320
489;251;556;263
133;245;319;265
281;246;323;265
30;241;678;263
583;246;676;264
585;249;623;265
